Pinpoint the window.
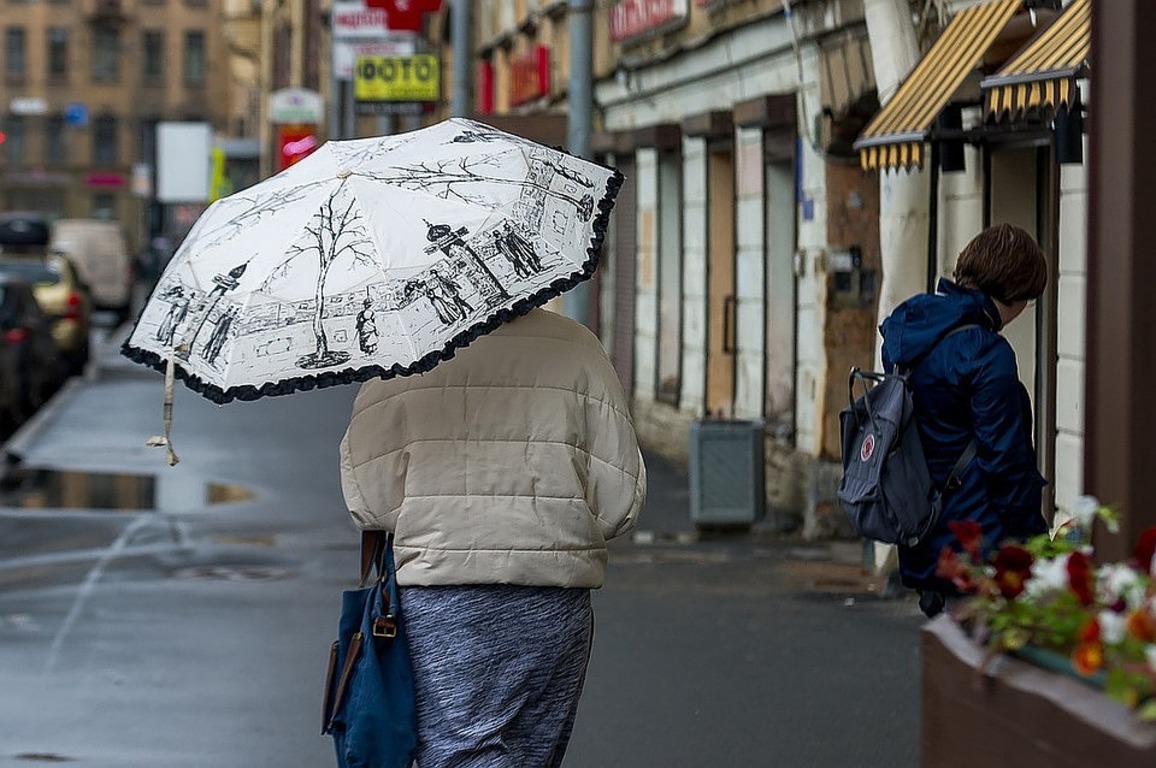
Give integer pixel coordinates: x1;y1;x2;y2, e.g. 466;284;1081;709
142;30;164;82
4;115;26;165
183;30;205;85
655;148;684;404
93;116;118;165
92;27;119;82
5;27;26;80
47;27;69;79
92;193;116;220
45;116;67;165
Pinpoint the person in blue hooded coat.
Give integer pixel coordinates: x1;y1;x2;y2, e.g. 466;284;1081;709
880;223;1049;617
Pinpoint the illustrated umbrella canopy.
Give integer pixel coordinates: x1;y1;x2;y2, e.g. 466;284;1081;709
122;118;623;405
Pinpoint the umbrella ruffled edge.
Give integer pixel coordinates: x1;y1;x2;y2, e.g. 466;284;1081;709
119;166;625;406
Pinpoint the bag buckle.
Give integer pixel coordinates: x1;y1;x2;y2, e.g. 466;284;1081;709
372;615;397;639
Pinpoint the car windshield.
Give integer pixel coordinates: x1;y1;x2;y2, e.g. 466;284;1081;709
0;260;61;285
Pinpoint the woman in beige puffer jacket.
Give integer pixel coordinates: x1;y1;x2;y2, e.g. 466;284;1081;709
339;307;646;767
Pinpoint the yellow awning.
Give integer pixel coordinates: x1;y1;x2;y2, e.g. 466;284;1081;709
982;0;1090;121
855;0;1021;171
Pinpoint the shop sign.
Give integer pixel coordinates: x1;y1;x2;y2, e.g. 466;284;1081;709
364;0;443;32
85;172;126;188
333;36;415;81
332;1;389;38
509;46;550;106
610;0;689;43
269;88;324;124
9;97;47;116
277;124;319;172
354;54;440;102
476;60;494;115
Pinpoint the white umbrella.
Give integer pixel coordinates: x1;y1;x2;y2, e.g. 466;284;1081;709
122;118;622;409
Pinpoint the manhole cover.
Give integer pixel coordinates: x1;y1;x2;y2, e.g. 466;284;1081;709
171;565;291;581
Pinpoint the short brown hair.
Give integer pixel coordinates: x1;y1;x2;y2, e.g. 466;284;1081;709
952;223;1047;303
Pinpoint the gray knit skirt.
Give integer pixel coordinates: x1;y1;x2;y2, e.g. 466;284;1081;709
401;585;594;768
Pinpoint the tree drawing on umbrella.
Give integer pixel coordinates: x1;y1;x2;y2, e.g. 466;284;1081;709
259;178;375;370
185;179;332;253
358;151;597;222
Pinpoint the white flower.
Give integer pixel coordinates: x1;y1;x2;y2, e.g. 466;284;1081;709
1023;554;1071;599
1099;611;1128;645
1147;645;1156;674
1097;563;1148;610
1072;495;1101;528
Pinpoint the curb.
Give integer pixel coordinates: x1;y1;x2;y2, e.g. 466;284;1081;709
2;376;86;466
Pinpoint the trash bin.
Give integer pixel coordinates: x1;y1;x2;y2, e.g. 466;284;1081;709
689;419;766;530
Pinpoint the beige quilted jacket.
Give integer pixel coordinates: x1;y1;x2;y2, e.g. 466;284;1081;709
339;308;647;588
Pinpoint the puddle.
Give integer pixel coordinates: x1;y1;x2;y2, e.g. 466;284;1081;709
0;468;254;511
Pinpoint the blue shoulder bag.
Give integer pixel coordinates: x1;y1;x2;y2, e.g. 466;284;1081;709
322;531;418;768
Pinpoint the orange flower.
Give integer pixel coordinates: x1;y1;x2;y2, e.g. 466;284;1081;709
1126;608;1156;642
1071;618;1104;676
1071;642;1104;676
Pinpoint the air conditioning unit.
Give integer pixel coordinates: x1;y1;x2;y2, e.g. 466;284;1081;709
689;419;766;530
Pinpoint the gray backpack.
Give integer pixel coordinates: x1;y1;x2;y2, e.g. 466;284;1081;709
837;330;977;547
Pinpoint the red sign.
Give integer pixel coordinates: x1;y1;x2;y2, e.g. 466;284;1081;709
610;0;688;43
278;124;319;171
364;0;442;32
509;46;550;107
476;59;494;115
85;172;126;187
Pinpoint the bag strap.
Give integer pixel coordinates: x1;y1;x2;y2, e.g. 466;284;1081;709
359;530;387;587
945;440;977;492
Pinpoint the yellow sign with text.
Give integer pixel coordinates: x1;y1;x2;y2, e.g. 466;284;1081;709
354;55;440;102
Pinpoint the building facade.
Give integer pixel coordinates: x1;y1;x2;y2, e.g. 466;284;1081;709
432;0;1091;536
0;0;232;250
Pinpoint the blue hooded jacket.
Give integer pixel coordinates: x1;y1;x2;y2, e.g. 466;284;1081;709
880;278;1048;593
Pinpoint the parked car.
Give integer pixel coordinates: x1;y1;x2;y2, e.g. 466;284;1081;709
0;253;93;375
49;219;134;322
0;274;64;430
0;212;51;251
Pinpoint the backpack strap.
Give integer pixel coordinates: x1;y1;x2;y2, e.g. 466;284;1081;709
945;440;977;492
893;323;983;376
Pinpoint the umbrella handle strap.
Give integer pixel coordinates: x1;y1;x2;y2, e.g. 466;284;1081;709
146;346;182;466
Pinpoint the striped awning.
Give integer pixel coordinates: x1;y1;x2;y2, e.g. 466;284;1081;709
982;0;1090;121
855;0;1022;171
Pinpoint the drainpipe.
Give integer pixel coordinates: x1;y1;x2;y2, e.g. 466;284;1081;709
563;0;593;327
450;0;471;117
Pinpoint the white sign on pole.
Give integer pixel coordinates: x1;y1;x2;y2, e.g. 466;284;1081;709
156;122;211;203
269;87;325;124
333;37;416;81
332;1;389;38
9;97;47;116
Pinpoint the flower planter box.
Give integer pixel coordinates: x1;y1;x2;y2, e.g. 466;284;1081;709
922;615;1156;767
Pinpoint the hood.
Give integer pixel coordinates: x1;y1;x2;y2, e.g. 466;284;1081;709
880;278;1001;370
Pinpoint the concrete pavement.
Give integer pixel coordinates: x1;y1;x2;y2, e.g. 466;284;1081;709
0;325;925;767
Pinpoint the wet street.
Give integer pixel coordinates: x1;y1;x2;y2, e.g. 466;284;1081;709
0;329;924;767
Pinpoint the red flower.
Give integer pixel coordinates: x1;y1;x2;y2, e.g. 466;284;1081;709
1126;609;1156;643
1132;526;1156;573
1067;551;1095;606
936;547;976;592
948;520;984;559
992;545;1033;600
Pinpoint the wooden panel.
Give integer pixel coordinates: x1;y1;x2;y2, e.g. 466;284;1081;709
705;145;735;416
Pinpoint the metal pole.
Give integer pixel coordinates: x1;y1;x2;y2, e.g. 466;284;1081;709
563;0;594;326
450;0;472;117
342;81;356;139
